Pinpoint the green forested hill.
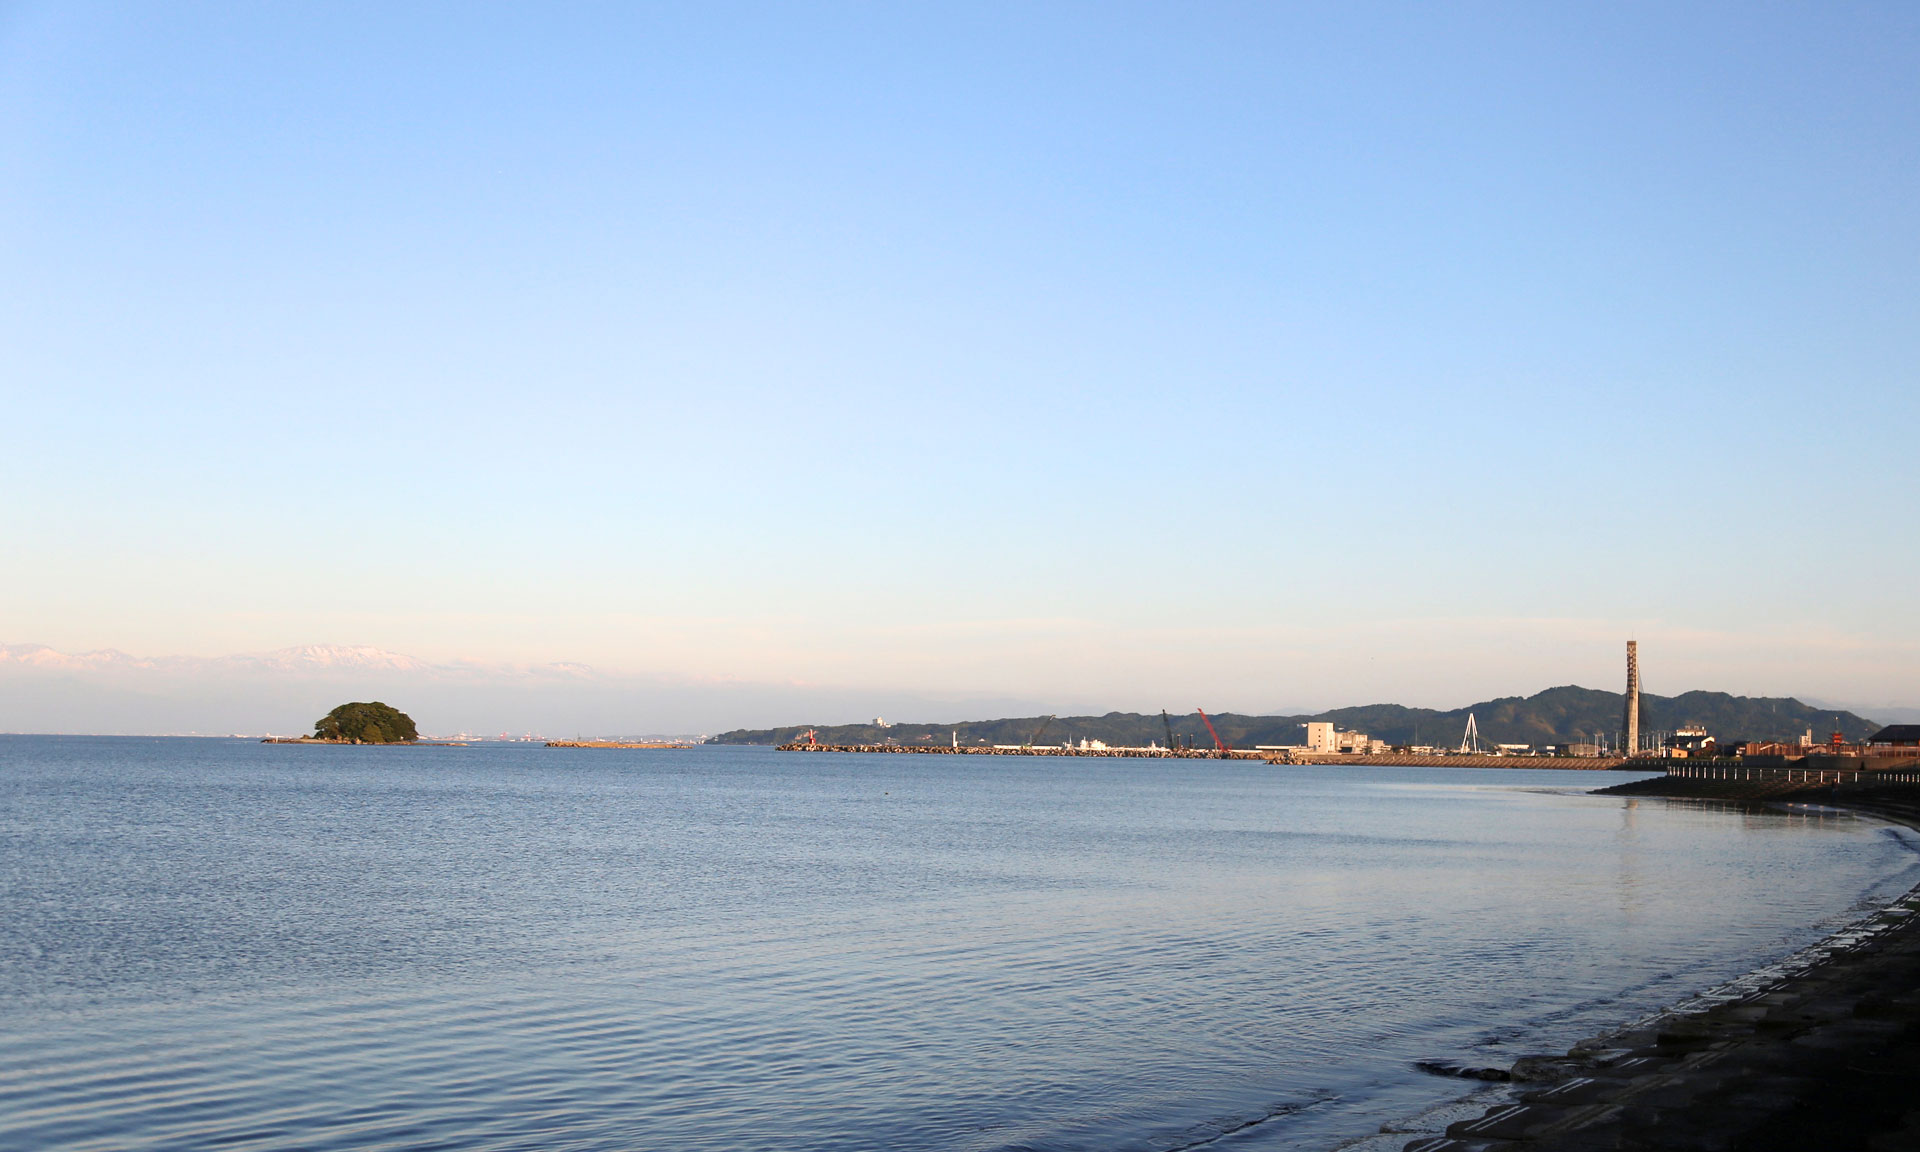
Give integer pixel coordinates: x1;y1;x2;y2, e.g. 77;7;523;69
706;686;1879;749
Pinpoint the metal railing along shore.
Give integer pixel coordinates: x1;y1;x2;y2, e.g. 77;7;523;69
1665;761;1920;787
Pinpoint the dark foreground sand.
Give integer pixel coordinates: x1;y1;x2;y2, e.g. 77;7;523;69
1406;780;1920;1152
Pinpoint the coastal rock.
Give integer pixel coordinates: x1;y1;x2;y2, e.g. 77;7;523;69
1507;1055;1582;1083
1414;1059;1511;1082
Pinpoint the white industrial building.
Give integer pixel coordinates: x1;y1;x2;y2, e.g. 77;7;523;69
1264;722;1382;755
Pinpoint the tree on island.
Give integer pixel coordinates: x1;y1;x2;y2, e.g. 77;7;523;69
313;701;419;744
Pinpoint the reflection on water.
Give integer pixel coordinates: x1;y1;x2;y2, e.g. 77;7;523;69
1615;798;1645;926
1;738;1914;1152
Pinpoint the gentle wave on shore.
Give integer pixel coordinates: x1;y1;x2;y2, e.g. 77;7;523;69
3;737;1915;1151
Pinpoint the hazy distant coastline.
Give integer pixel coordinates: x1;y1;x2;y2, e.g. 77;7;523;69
711;685;1879;750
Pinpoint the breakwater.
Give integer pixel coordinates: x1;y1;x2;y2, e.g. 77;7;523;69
260;737;470;746
1595;756;1920;804
1662;756;1920;785
546;740;693;749
777;743;1636;768
777;743;1243;758
1270;752;1632;769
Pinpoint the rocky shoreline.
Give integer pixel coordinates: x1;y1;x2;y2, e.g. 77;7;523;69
1399;779;1920;1152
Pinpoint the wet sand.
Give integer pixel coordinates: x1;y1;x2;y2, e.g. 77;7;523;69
1402;779;1920;1152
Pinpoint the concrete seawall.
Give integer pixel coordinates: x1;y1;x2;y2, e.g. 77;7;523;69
546;740;692;749
778;743;1241;758
776;743;1636;769
1272;752;1633;770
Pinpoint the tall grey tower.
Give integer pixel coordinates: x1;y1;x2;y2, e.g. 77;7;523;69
1622;641;1641;756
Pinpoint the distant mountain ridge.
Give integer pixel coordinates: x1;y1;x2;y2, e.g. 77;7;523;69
0;642;1892;747
707;685;1882;749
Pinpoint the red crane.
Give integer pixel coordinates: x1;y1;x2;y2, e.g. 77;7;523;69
1197;708;1230;757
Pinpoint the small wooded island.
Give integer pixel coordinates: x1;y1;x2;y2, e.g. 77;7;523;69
311;701;418;744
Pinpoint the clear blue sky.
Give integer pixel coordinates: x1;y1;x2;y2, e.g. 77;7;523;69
3;2;1915;718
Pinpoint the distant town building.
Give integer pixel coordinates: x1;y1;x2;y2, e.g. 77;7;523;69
1563;742;1600;758
1664;726;1716;756
1869;725;1920;749
1291;723;1380;754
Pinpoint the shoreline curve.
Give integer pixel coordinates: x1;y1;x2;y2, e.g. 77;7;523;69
1389;780;1920;1152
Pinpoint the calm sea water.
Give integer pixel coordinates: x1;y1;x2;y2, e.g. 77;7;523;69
3;737;1916;1152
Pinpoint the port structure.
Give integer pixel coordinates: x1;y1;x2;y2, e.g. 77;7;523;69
1458;713;1482;754
1197;708;1231;757
1023;715;1056;749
